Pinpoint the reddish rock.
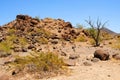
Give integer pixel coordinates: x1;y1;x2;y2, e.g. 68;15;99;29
83;61;92;66
112;53;120;60
28;44;35;49
94;49;109;60
69;54;79;59
16;14;31;20
64;22;72;28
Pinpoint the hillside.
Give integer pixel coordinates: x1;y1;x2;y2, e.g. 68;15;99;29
101;27;118;35
0;15;90;53
0;15;120;80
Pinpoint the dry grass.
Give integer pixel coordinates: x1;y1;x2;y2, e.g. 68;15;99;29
74;35;87;42
9;52;66;78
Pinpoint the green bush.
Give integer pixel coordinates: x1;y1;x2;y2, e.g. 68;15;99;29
0;41;11;52
0;35;14;53
10;52;66;77
110;39;120;49
39;37;48;44
74;36;86;42
89;39;96;45
101;32;113;40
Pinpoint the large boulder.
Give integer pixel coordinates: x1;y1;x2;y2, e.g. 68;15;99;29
64;22;72;28
16;14;31;20
94;49;109;60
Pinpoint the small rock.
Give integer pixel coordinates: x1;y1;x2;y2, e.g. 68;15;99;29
86;56;93;60
109;42;112;44
12;69;21;75
108;75;111;77
31;19;39;25
13;39;19;44
0;51;11;58
83;61;92;66
4;57;15;64
28;44;35;49
91;58;100;62
60;51;67;56
50;34;60;39
112;53;120;60
22;47;27;52
51;39;59;44
0;37;5;42
69;54;79;59
64;59;76;66
36;48;42;52
53;46;56;49
13;47;22;52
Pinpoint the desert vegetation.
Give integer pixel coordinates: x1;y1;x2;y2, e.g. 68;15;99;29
9;52;66;78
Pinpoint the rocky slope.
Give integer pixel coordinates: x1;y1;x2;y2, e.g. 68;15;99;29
0;15;89;80
0;15;89;53
0;15;120;80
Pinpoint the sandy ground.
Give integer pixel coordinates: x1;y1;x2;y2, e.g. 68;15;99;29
41;42;120;80
42;60;120;80
0;42;120;80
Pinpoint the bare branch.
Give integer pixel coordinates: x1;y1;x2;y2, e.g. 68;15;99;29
86;17;107;46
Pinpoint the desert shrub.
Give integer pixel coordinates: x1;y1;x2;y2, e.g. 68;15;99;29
0;34;18;53
35;28;52;38
6;34;17;41
7;28;16;36
113;44;120;49
76;24;84;29
0;51;11;58
110;39;120;49
74;36;86;42
101;32;113;40
10;52;66;78
0;41;11;53
34;16;41;21
19;37;28;46
0;35;15;53
38;37;48;44
89;39;96;45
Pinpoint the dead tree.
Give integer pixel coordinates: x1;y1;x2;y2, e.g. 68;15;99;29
86;18;107;46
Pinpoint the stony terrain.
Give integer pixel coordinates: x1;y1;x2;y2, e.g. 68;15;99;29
0;15;120;80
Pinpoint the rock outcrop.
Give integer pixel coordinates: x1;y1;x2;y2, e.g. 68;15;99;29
0;14;89;53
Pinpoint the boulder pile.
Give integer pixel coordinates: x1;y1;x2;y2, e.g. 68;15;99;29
0;15;88;53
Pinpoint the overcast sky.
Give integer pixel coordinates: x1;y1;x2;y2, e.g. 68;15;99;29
0;0;120;33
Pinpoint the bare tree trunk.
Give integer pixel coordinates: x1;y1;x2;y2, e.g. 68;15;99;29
86;18;106;47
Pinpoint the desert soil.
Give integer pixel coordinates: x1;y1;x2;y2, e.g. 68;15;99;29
0;42;120;80
40;43;120;80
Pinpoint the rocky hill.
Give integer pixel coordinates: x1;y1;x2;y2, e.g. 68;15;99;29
0;15;89;79
101;27;118;35
0;15;89;53
0;15;120;80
